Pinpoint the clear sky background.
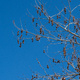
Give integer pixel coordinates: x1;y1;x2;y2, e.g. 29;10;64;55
0;0;80;80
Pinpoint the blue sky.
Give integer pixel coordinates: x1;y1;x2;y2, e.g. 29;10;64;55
0;0;49;80
0;0;80;80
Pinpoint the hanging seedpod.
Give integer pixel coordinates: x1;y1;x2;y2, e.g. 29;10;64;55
76;21;79;27
70;39;72;44
54;74;58;79
60;35;61;39
57;60;60;63
37;10;39;14
44;12;46;16
74;55;76;59
32;38;33;42
73;16;75;22
36;37;40;41
56;24;59;29
51;76;54;80
64;20;67;24
57;15;58;19
62;77;66;80
57;15;61;19
32;18;35;22
17;39;19;44
21;29;23;33
31;75;34;80
19;42;22;48
71;54;74;61
41;5;43;13
38;7;40;9
63;47;66;58
67;62;69;70
36;23;38;27
57;34;59;37
42;31;44;35
51;19;54;26
56;26;58;30
36;35;38;38
39;12;41;16
74;25;76;29
47;65;49;69
75;38;77;43
20;35;22;39
76;29;78;33
43;50;45;53
79;76;80;79
17;31;19;36
72;35;75;39
64;8;66;14
22;40;24;44
53;59;55;62
40;27;42;34
26;31;28;35
57;24;59;27
59;15;61;18
72;43;74;47
77;58;80;63
77;58;80;69
36;35;40;41
35;74;38;78
48;17;50;23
